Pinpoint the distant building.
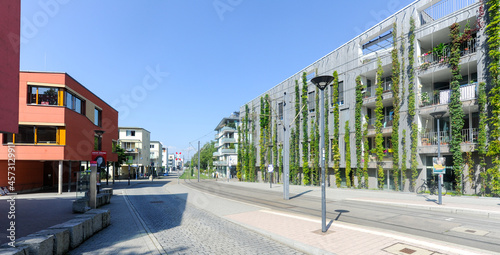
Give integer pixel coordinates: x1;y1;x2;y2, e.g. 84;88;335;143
0;71;119;193
0;0;20;133
150;141;163;175
213;112;239;178
118;127;151;178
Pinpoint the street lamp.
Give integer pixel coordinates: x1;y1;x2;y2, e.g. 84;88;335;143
430;111;446;205
311;75;334;233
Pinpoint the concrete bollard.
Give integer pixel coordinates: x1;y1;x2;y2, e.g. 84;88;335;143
14;235;54;255
49;220;84;249
29;229;70;255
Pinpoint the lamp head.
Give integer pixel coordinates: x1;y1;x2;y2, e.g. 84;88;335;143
311;75;334;90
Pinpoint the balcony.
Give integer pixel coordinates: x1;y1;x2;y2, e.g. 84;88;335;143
215;126;236;139
420;82;477;108
367;116;394;129
221;148;236;154
420;128;477;146
418;38;477;71
124;148;140;153
220;137;236;144
420;0;479;26
213;160;228;167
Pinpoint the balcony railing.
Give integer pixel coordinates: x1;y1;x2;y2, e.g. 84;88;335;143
367;116;394;129
363;83;393;98
418;38;477;69
420;128;477;146
420;82;477;107
221;148;236;154
420;0;479;25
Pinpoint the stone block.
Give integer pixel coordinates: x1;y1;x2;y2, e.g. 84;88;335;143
0;244;29;255
85;209;111;228
49;220;84;249
14;235;53;255
75;213;102;234
72;198;90;213
30;229;70;255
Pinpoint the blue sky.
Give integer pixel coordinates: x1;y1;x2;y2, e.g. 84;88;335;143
19;0;415;158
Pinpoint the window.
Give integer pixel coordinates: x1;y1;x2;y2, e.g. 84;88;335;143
362;29;393;55
28;86;60;106
2;125;64;145
308;91;315;112
122;142;135;151
16;126;35;143
65;91;85;114
278;102;283;120
37;126;57;144
126;130;136;136
338;81;344;105
150;144;155;148
94;108;102;127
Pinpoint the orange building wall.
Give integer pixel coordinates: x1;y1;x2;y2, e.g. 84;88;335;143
0;160;44;191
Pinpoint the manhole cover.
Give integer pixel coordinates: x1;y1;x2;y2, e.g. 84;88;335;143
451;227;488;236
150;201;164;203
465;229;476;233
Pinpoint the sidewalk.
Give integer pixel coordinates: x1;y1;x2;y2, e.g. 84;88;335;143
175;178;500;255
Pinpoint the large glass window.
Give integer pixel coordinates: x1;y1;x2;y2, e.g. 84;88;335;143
65;91;85;114
126;130;136;136
37;126;57;144
16;126;35;143
308;91;315;112
28;86;59;105
278;102;283;120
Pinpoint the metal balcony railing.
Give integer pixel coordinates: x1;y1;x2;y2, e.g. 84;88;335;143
419;38;477;68
420;0;479;25
367;116;394;129
420;128;477;146
420;82;477;107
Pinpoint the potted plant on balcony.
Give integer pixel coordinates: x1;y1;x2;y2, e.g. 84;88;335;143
433;89;440;104
420;61;431;70
421;92;430;106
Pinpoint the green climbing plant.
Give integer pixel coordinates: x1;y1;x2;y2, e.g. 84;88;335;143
408;17;418;191
355;76;363;187
332;71;341;187
345;120;351;188
363;116;369;188
486;0;500;196
302;72;310;185
392;22;401;191
449;22;465;194
375;58;385;189
478;82;488;195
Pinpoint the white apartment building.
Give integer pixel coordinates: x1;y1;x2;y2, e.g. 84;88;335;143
150;141;163;175
118;127;151;178
213;112;239;178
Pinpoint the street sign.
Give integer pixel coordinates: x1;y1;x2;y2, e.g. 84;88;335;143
432;157;445;174
268;164;274;173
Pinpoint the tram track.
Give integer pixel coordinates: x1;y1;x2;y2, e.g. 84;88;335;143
182;178;500;253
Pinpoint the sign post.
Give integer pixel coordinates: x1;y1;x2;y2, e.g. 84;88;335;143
268;164;274;188
89;161;97;209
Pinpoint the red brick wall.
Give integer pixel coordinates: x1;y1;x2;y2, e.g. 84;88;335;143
0;0;20;133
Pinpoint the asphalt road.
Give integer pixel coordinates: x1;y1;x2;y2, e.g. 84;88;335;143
183;179;500;253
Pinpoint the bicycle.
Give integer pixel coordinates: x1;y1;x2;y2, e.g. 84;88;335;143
416;178;447;195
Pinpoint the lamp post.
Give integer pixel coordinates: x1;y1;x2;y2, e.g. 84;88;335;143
430;111;446;205
311;75;334;233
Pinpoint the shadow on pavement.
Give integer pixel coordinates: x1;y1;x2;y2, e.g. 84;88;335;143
334;209;350;221
290;190;313;199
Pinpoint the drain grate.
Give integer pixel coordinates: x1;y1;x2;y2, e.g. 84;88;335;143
400;248;416;254
150;201;164;203
465;229;476;233
451;227;488;236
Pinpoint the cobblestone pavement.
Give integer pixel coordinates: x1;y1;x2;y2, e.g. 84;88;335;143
70;180;305;254
126;182;305;255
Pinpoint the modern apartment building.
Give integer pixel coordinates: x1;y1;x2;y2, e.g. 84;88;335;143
239;0;490;194
213;112;239;178
0;71;119;192
150;141;163;175
0;0;20;134
118;127;151;178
